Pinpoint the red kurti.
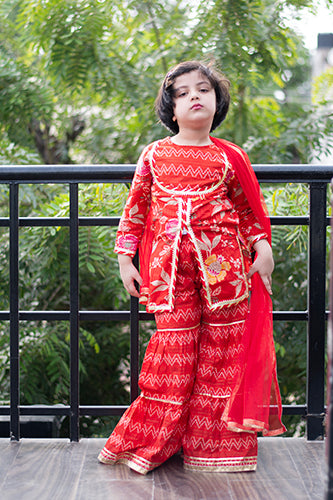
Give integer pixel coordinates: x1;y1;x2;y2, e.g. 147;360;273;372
114;137;266;312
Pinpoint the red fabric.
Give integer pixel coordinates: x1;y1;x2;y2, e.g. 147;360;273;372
99;239;258;473
210;137;285;436
139;207;153;300
139;136;285;436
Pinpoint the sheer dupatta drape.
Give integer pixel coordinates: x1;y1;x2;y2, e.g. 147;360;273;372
211;137;285;436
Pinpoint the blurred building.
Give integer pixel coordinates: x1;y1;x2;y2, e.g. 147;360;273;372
313;32;333;78
312;33;333;164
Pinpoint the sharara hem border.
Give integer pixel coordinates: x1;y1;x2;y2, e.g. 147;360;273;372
98;449;162;475
183;454;257;473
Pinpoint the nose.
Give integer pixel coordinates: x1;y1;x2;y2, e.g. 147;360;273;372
190;88;199;99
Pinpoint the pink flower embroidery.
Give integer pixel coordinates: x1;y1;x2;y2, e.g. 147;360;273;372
137;158;151;177
165;218;179;240
118;234;139;252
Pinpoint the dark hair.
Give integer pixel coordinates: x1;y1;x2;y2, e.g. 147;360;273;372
155;61;230;134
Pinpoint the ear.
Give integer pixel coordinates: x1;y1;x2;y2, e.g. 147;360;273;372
172;116;177;122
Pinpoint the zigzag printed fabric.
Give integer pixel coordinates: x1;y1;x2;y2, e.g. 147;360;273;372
98;237;257;474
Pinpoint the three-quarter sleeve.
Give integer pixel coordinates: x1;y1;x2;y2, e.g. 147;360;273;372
114;146;153;257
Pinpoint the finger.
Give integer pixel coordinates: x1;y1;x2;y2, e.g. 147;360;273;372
129;275;143;297
261;275;273;295
246;263;257;280
126;282;140;298
135;272;143;287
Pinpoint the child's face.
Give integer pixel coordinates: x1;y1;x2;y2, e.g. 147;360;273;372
172;70;216;133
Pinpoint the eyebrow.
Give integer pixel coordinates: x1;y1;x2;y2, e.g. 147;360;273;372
174;80;212;92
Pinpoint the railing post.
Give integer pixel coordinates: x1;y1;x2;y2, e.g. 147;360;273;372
326;179;333;499
307;182;327;440
9;183;20;441
69;183;80;441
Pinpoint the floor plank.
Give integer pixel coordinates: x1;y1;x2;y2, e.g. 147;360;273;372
2;439;88;500
75;439;154;500
0;437;326;500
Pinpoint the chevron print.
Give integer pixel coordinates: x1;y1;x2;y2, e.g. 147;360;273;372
196;364;241;380
199;344;243;360
140;372;194;388
184;434;257;453
157;143;224;162
149;330;199;345
99;261;256;474
192;387;231;400
202;299;248;319
143;351;197;367
156;162;222;181
156;307;201;324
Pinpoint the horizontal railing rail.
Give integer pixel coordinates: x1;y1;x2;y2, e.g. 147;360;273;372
0;164;331;442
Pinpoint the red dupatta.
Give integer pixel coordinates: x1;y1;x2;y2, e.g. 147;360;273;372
139;136;286;436
211;137;285;436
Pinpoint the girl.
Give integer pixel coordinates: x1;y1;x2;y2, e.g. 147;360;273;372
98;60;285;474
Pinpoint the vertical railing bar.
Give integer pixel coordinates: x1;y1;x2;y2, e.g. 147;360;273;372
130;251;140;402
326;179;333;499
307;182;327;440
69;183;80;442
9;182;20;441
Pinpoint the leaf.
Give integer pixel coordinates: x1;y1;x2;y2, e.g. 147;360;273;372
200;231;212;251
211;235;222;249
87;262;95;273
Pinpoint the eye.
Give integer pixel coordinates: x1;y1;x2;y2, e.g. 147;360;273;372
200;87;210;93
177;91;187;98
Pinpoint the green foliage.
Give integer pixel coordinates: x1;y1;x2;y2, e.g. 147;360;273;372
17;0;113;90
264;183;309;251
0;0;332;437
264;184;309;436
0;182;133;435
0;134;41;165
0;56;54;148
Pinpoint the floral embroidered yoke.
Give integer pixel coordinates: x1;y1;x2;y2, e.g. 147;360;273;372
115;137;267;313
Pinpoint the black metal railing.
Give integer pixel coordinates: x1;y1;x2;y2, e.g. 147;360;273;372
327;180;333;500
0;164;332;443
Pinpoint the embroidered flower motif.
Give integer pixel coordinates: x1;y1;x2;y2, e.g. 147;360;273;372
165;218;179;240
118;234;139;252
137;158;151;176
204;255;231;285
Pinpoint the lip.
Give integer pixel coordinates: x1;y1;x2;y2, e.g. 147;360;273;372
191;103;203;110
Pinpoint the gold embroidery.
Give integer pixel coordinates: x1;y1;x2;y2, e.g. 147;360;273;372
202;319;245;327
142;394;184;406
183;455;257;473
99;450;162;475
157;323;200;332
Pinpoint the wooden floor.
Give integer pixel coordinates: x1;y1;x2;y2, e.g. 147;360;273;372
0;437;326;499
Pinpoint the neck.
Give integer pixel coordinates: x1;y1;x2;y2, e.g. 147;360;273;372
171;129;212;146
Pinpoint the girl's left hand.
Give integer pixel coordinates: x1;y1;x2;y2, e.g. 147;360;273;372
246;239;274;295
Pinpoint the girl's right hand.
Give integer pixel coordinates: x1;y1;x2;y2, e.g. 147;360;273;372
118;254;143;298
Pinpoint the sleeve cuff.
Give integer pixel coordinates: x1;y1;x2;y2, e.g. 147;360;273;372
114;246;136;258
248;233;268;250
